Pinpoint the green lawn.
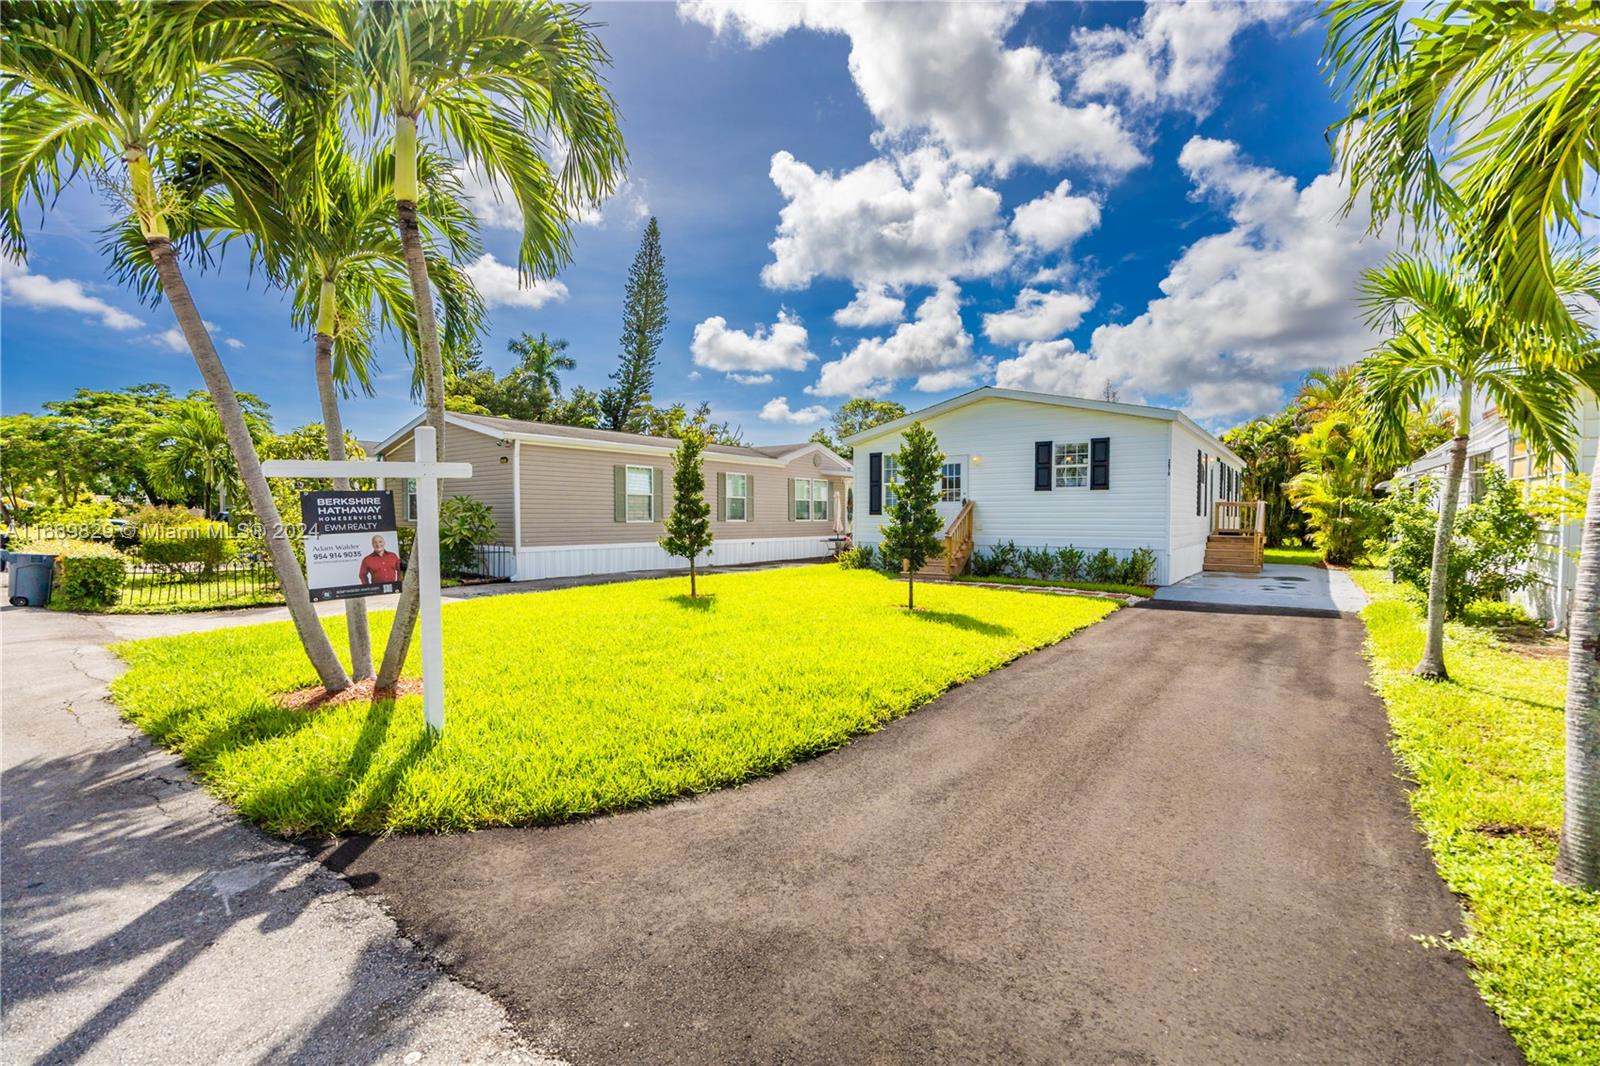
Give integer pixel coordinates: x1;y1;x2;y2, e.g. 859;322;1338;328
1352;571;1599;1065
952;574;1154;598
110;565;1115;835
1263;546;1322;566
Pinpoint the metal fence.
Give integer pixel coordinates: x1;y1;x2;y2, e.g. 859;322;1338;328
119;557;281;609
457;544;516;581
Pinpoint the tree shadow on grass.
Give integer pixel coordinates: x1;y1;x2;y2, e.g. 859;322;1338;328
670;594;717;612
908;610;1013;637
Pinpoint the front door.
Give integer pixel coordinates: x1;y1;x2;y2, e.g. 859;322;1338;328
936;454;968;526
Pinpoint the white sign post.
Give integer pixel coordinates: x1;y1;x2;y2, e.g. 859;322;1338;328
262;426;471;733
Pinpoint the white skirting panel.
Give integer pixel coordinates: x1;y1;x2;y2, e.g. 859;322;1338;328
512;536;836;581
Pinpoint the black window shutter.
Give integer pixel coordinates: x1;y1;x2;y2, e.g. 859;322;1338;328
868;452;883;515
1196;450;1203;516
1089;437;1110;490
1034;441;1053;491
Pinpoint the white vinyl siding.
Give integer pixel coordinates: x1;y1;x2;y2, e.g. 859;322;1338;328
625;465;654;522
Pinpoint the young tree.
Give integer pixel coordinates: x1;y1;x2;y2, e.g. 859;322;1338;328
331;0;627;689
880;422;945;610
660;431;712;598
1359;252;1599;680
601;217;667;431
1;1;354;690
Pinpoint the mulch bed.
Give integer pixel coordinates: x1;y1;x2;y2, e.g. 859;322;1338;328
276;677;423;712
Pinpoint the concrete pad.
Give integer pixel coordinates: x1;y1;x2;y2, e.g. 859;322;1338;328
1152;563;1368;614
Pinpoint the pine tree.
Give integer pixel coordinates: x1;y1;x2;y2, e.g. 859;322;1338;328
660;430;713;597
601;217;667;432
880;422;945;610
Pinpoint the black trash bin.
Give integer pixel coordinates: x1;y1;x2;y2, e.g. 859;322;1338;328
7;552;57;607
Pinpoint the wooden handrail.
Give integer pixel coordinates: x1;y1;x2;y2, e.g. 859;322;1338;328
942;499;975;577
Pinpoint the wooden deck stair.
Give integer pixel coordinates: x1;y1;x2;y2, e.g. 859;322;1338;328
1203;500;1266;574
904;499;975;580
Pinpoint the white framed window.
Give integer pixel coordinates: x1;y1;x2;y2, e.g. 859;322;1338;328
883;456;899;508
940;462;961;502
1054;442;1089;488
811;479;830;521
726;472;748;521
625;465;654;522
793;478;812;520
403;479;417;521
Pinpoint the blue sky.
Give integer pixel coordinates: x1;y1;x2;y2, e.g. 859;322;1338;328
0;1;1388;445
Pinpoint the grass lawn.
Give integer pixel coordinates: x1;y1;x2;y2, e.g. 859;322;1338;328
110;565;1115;835
1263;546;1322;566
952;574;1154;598
1353;570;1599;1065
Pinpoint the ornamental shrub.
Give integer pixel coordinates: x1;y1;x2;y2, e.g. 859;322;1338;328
970;540;1022;577
1121;547;1158;585
137;520;237;575
837;545;876;570
1020;546;1057;580
1055;545;1085;581
1085;548;1121;584
54;542;126;609
439;495;498;575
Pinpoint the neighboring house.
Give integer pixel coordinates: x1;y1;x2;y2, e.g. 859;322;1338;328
1388;400;1598;627
844;387;1245;585
375;412;852;582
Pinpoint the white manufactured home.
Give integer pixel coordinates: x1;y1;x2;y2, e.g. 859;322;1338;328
375;412;852;582
1389;400;1599;628
844;388;1249;586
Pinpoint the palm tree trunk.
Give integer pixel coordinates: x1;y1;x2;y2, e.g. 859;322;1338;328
376;120;448;689
1416;387;1472;680
147;237;350;693
314;320;374;680
1556;440;1600;888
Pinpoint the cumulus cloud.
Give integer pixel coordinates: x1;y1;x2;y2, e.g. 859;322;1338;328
759;396;832;424
810;282;982;397
764;148;1012;291
1067;1;1292;115
982;287;1095;345
1010;179;1102;253
729;371;773;385
680;1;1143;175
455;163;648;230
995;137;1390;420
690;309;817;378
224;337;245;350
464;253;570;310
1;259;142;331
833;284;906;328
993;339;1123;401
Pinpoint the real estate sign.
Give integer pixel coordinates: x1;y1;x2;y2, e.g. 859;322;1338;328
299;490;403;602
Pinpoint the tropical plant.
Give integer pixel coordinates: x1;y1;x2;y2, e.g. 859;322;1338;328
142;399;264;519
0;0;354;690
836;544;875;571
602;216;666;432
660;430;713;597
880;422;944;609
1325;0;1600;887
1384;470;1541;620
1358;252;1599;679
438;495;497;576
507;331;576;422
1223;410;1304;546
1284;412;1383;566
325;0;627;688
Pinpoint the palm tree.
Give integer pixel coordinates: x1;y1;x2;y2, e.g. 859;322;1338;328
1358;252;1600;680
144;399;252;519
1295;366;1362;421
1326;0;1600;887
313;0;627;687
1285;412;1380;565
508;331;575;421
1;0;353;691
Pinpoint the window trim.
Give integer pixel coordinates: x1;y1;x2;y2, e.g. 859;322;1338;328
403;478;417;522
1053;441;1089;489
624;464;655;523
883;456;900;509
793;476;812;521
810;478;830;521
725;472;749;522
939;461;962;502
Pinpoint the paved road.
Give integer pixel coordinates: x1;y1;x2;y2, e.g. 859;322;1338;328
0;598;550;1066
313;604;1521;1066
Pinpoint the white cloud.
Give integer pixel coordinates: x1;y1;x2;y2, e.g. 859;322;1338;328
764;148;1011;290
455;164;649;230
1068;2;1291;115
1;259;142;331
997;137;1391;420
809;282;981;397
463;253;570;310
993;339;1122;402
1010;179;1102;253
729;371;773;385
982;287;1095;345
833;284;906;328
681;1;1143;175
690;309;817;377
224;337;245;350
152;320;223;353
759;396;832;424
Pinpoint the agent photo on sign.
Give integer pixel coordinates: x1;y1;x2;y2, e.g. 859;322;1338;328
359;533;402;586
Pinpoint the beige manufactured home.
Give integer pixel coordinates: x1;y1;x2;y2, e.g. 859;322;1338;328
375;412;852;581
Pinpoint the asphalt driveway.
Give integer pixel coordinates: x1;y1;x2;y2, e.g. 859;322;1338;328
313;603;1521;1065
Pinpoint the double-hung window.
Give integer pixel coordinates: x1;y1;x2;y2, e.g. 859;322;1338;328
940;462;962;502
811;479;829;521
883;457;899;508
403;479;418;521
625;465;655;522
726;473;749;521
793;478;812;520
1054;442;1089;488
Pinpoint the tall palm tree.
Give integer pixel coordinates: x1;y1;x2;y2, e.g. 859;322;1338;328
1326;0;1600;887
0;0;353;691
508;331;575;420
1358;252;1600;680
143;398;256;519
313;0;628;687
